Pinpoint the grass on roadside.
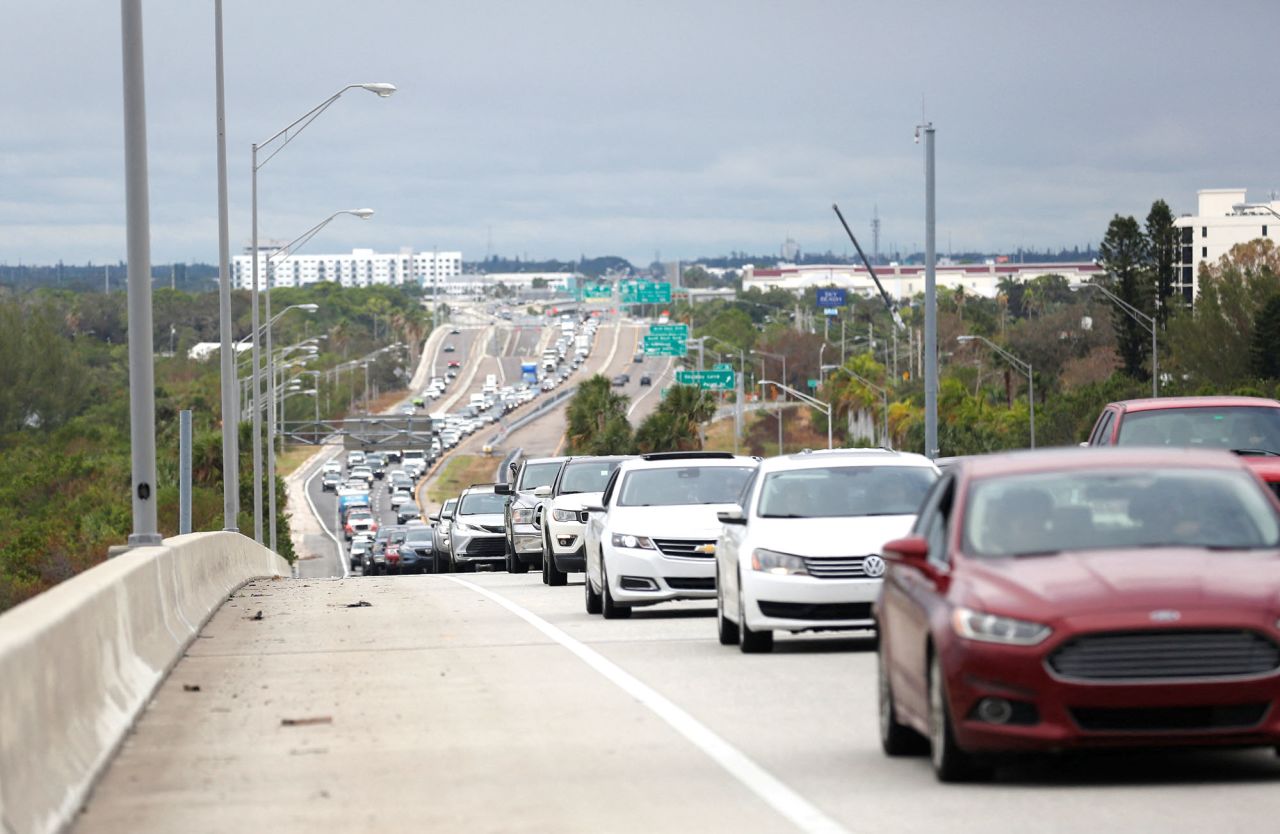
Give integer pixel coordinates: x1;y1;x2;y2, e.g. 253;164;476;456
276;445;322;477
426;454;501;506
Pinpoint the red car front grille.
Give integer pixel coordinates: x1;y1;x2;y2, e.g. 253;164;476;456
1049;630;1280;681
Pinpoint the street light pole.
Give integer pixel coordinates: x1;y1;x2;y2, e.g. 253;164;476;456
759;380;832;450
753;349;786;453
919;121;939;459
250;82;394;549
823;364;891;449
213;0;238;532
263;212;366;553
1071;281;1158;398
120;0;162;547
957;335;1035;448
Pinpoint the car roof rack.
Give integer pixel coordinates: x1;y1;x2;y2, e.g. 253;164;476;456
639;451;738;461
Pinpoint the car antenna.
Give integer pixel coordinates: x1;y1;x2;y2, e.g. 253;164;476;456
832;202;906;332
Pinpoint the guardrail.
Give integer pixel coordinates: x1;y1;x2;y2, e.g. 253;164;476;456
0;533;288;834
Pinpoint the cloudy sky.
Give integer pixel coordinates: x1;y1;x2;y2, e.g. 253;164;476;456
2;0;1276;266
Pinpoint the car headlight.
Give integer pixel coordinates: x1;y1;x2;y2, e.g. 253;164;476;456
751;548;808;576
952;607;1051;646
552;508;579;523
452;522;475;534
512;508;536;525
611;532;656;550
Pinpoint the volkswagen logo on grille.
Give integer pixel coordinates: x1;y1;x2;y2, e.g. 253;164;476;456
862;555;886;578
1149;609;1181;623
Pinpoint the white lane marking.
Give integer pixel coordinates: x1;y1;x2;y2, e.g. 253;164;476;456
447;577;852;834
304;459;347;578
627;338;671;418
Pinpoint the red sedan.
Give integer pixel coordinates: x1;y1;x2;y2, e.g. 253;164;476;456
876;448;1280;781
1085;396;1280;500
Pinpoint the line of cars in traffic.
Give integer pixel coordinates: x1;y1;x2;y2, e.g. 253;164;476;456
420;394;1280;781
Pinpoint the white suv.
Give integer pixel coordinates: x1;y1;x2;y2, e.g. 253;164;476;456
583;453;759;619
715;449;938;652
542;455;629;586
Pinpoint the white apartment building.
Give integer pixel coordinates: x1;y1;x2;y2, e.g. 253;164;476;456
1173;189;1277;303
741;261;1104;300
231;247;462;290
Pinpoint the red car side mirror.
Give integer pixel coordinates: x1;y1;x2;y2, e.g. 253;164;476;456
882;535;930;571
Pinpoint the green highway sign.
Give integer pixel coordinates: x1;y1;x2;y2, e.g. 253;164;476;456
581;285;612;300
649;323;688;338
713;363;733;372
622;281;673;305
807;378;820;389
676;369;736;390
643;335;687;356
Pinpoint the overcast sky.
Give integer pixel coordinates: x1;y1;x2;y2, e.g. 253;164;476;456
2;0;1277;267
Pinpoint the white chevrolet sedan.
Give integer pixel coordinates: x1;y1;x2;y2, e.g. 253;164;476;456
715;449;938;652
583;452;759;619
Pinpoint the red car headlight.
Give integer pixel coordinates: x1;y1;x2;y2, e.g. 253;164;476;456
952;607;1052;646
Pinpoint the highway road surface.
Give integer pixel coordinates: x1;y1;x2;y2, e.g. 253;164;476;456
73;570;1280;834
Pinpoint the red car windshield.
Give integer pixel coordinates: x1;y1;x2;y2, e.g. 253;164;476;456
963;468;1280;557
1117;406;1280;454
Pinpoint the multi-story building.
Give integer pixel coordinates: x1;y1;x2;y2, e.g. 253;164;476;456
231;247;462;291
1173;189;1277;303
741;261;1103;300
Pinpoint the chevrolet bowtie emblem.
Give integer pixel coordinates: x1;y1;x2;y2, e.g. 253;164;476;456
694;543;717;554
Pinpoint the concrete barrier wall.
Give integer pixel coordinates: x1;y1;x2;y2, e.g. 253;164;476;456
0;532;288;834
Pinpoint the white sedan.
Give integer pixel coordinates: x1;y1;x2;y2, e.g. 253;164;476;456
583;453;759;619
715;449;938;652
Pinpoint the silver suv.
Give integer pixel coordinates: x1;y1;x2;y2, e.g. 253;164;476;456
448;485;511;572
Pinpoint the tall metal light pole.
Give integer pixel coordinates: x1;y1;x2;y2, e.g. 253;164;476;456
823;364;891;449
918;121;939;459
120;0;162;546
264;211;368;553
213;0;237;531
752;349;786;453
249;82;395;546
758;380;832;450
1069;281;1158;398
957;335;1035;448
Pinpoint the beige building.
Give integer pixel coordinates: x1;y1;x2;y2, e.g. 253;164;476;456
1173;189;1278;302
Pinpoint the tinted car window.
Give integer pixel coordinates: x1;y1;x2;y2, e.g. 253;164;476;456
559;460;623;494
459;492;508;515
1116;406;1280;452
964;468;1280;556
617;466;756;507
519;462;563;490
757;466;936;518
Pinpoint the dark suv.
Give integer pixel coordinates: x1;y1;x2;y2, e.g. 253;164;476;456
497;457;567;573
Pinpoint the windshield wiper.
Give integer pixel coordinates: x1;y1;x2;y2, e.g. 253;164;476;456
1011;549;1061;558
759;513;812;519
1230;448;1280;457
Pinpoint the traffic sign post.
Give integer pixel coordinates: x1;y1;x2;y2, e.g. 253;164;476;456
676;369;735;390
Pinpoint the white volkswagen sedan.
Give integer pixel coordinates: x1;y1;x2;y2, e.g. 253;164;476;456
583;452;759;619
715;449;938;652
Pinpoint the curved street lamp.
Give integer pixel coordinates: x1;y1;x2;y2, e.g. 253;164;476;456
957;335;1035;449
248;81;394;546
